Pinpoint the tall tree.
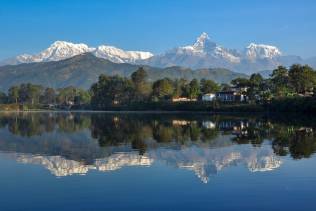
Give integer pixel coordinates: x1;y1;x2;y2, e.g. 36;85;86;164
41;88;56;104
271;66;293;97
289;64;316;94
90;75;134;108
173;78;188;97
247;73;264;100
152;78;174;100
0;91;8;104
131;67;151;101
200;79;220;94
8;86;20;104
187;79;200;99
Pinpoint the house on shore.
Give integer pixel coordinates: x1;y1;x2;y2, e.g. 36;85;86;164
172;97;197;102
202;93;216;102
215;91;246;102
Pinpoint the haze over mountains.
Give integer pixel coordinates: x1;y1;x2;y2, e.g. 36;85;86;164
1;33;314;75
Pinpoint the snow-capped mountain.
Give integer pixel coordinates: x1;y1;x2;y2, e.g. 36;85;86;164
1;41;153;66
1;33;313;74
4;41;95;65
142;33;242;70
141;32;289;74
245;43;282;61
94;45;153;63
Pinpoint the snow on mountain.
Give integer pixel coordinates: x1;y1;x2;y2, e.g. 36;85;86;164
139;32;299;74
245;43;282;61
16;41;95;64
0;33;312;74
94;45;153;63
1;41;153;66
159;32;241;63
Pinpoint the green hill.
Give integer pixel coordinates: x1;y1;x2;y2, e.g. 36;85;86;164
0;53;247;91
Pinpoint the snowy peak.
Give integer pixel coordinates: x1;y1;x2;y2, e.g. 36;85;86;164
164;33;240;63
192;32;215;52
37;41;95;62
3;41;153;65
94;45;153;63
14;41;95;64
245;43;282;60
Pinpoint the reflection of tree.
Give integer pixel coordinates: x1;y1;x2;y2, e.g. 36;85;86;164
272;128;316;159
91;115;152;153
57;114;90;133
1;113;90;137
153;124;174;143
1;112;316;160
7;114;53;137
231;120;271;146
201;128;219;142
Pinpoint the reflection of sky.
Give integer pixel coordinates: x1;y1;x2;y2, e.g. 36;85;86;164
0;115;316;210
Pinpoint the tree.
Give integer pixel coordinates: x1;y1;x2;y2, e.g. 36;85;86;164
187;79;200;99
8;86;20;104
41;88;56;104
131;68;151;101
271;66;293;97
131;67;147;85
0;91;8;104
249;74;263;87
247;73;264;100
231;77;250;88
152;78;174;100
74;89;91;105
289;64;316;94
173;78;188;97
220;83;231;91
57;86;77;105
90;75;134;108
200;79;220;94
17;83;43;105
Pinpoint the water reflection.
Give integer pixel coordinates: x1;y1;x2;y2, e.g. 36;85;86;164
0;112;315;183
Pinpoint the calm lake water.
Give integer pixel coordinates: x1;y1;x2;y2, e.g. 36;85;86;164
0;112;316;211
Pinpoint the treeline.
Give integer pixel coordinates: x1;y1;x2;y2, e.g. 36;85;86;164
0;84;90;106
90;67;220;109
231;64;316;101
1;112;316;159
1;64;316;111
90;64;316;109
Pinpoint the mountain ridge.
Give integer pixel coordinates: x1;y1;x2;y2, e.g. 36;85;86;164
0;53;247;91
1;33;314;74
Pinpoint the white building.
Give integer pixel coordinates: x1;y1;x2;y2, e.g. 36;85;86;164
202;93;216;102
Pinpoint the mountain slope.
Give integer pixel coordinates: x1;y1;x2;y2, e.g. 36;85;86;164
0;53;247;91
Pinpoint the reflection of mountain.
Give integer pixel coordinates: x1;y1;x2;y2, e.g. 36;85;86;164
2;112;316;184
149;144;281;183
13;152;153;177
2;143;282;183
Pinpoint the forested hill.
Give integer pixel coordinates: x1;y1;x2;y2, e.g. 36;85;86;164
0;53;247;91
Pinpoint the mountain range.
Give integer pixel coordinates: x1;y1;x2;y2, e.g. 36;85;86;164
0;53;246;91
1;33;314;74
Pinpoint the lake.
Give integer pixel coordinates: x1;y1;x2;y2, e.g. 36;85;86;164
0;112;316;211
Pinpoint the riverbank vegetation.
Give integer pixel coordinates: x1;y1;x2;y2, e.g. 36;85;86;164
0;64;316;112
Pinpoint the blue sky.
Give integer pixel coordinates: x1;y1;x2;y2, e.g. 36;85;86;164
0;0;315;60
